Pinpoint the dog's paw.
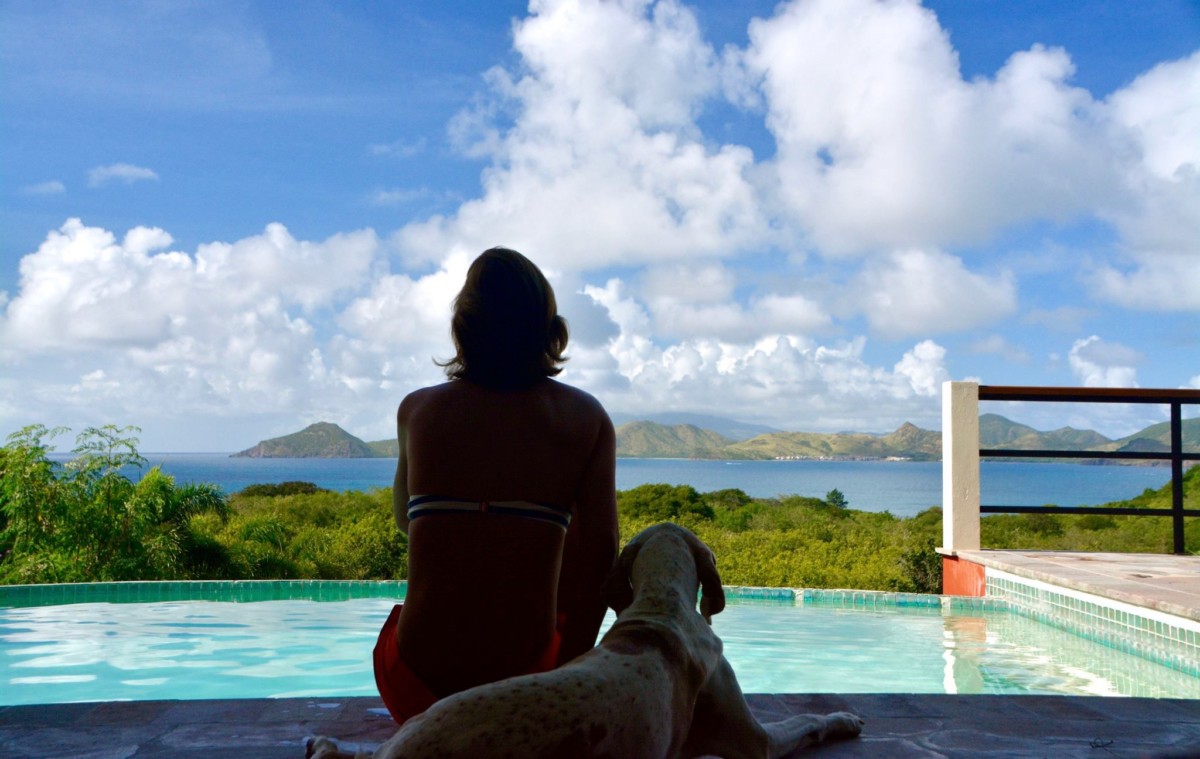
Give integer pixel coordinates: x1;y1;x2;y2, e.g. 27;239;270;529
305;735;340;758
826;712;864;739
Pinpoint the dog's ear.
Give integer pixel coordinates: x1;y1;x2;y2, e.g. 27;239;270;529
600;540;639;614
696;546;725;623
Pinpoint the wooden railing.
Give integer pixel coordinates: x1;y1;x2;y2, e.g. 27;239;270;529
941;382;1200;555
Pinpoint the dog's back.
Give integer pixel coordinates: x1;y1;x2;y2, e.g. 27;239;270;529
372;645;679;758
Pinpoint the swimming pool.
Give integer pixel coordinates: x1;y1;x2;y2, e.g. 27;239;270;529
2;584;1198;705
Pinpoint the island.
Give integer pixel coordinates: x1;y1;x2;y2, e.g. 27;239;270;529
232;415;1197;461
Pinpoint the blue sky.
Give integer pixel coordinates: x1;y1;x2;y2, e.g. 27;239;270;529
1;0;1198;451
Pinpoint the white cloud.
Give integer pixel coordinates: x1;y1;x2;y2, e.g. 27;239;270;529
87;163;159;187
637;262;829;341
0;220;392;424
578;278;947;429
22;180;65;195
3;220;381;351
1068;335;1141;388
393;0;769;270
855;249;1016;338
893;340;949;397
1088;52;1200;311
742;0;1117;254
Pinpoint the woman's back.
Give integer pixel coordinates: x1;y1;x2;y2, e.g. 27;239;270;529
395;377;616;696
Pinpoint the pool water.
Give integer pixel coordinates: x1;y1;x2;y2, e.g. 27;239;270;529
2;596;1197;705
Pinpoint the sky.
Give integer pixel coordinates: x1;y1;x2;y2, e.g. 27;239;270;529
1;0;1198;452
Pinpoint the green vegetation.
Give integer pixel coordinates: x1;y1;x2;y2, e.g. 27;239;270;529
3;425;1198;591
981;465;1200;554
0;425;229;583
0;426;405;584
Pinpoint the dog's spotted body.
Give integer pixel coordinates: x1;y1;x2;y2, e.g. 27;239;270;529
308;523;862;759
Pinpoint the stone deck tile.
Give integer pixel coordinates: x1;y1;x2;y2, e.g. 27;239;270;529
954;550;1200;621
3;695;1200;758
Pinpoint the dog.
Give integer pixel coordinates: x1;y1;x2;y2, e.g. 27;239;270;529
308;522;862;758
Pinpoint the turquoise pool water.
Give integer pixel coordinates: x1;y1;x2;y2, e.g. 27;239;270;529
2;587;1197;704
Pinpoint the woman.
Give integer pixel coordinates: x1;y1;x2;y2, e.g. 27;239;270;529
374;247;620;725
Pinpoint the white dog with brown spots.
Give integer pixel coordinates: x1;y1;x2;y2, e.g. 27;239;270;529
308;522;862;759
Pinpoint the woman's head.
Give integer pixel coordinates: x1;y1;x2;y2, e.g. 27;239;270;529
440;248;568;388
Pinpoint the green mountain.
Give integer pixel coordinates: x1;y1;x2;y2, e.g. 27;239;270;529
233;422;380;458
367;438;399;458
978;413;1112;450
723;422;942;461
1103;418;1200;453
235;414;1188;462
615;421;734;458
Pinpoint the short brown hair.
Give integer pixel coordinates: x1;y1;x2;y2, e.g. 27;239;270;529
439;248;568;389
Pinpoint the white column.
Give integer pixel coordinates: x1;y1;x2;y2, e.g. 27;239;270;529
942;381;980;552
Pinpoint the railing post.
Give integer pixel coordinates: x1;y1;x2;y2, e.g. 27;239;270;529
1171;401;1184;555
942;381;980;552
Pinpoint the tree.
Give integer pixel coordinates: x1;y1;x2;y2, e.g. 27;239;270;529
0;425;230;583
825;488;849;509
617;483;714;522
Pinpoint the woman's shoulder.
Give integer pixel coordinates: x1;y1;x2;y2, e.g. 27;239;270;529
397;382;456;417
542;380;611;424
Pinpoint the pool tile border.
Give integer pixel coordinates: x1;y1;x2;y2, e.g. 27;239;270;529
985;568;1200;679
0;580;409;607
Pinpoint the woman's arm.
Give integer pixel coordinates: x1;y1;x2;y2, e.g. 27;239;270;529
392;403;411;536
556;411;619;664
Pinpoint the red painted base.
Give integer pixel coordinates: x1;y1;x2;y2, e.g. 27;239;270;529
942;555;986;596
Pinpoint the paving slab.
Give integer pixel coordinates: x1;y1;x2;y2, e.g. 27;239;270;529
954;550;1200;621
3;695;1199;759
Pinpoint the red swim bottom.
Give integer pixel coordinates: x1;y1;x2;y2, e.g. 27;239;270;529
372;603;564;725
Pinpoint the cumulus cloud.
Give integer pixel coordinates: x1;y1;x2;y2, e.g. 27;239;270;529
22;180;65;195
742;0;1117;254
393;0;769;270
87;163;159;187
638;262;830;341
4;219;380;355
1068;335;1142;387
1088;52;1200;310
855;249;1016;338
893;340;949;397
0;220;400;429
580;277;948;428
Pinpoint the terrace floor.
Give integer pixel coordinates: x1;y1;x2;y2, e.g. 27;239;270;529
3;693;1199;758
954;549;1200;622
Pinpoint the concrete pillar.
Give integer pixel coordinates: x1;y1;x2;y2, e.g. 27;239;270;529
942;381;980;552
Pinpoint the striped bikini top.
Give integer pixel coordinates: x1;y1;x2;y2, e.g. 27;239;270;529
407;494;573;531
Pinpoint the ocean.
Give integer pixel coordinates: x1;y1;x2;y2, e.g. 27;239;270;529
122;454;1175;518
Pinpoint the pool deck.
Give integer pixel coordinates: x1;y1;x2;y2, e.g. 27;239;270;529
3;693;1199;758
955;549;1200;622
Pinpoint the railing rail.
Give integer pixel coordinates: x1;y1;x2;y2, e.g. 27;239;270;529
941;383;1200;556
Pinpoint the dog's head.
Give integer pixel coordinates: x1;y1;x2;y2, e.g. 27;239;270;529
601;522;726;622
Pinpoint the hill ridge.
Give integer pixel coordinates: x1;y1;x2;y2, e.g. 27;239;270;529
233;415;1196;461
